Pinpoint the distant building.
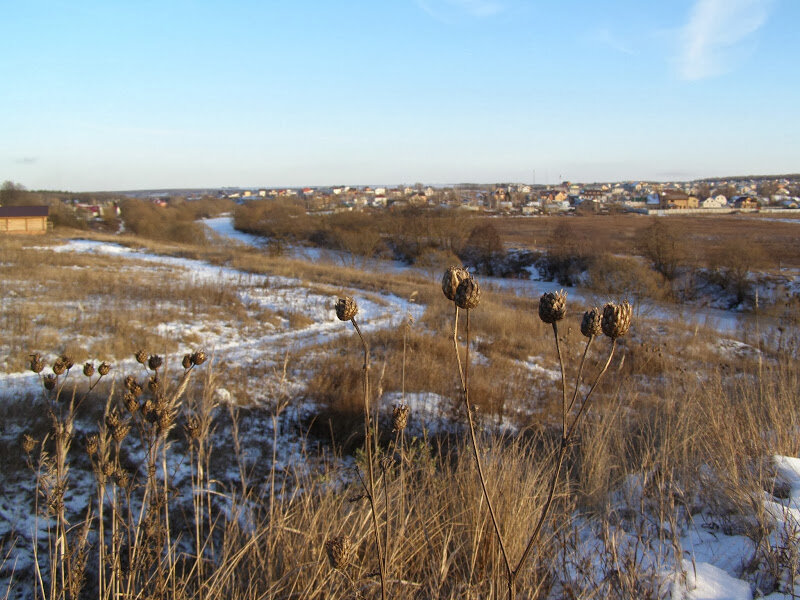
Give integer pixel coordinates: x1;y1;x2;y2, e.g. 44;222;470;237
701;195;727;209
0;205;49;234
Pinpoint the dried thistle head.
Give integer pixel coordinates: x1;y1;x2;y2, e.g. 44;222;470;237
455;276;481;310
98;362;111;376
22;434;37;455
43;374;57;391
60;354;74;370
324;535;355;570
83;362;95;377
182;354;192;369
190;350;207;366
335;296;358;322
29;353;44;374
601;300;632;340
392;404;410;432
538;290;567;324
135;349;148;364
52;359;66;376
442;266;469;302
147;355;163;371
580;307;603;338
148;376;161;395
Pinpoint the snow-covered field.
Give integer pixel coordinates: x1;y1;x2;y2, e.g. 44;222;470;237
1;225;797;599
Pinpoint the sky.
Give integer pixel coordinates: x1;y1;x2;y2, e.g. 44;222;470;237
1;0;798;191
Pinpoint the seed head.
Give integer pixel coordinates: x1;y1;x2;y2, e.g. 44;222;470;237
190;350;207;366
147;355;163;371
83;362;95;377
29;353;44;374
22;434;37;454
124;375;142;396
442;266;469;302
52;359;66;376
580;307;603;338
157;410;173;434
455;276;481;310
392;404;410;432
538;290;567;324
325;535;355;570
124;392;139;414
43;374;57;391
98;362;111;376
142;399;156;418
114;469;131;490
85;434;98;456
135;350;148;364
60;355;74;371
335;296;358;321
112;421;131;443
185;416;201;440
106;410;121;430
182;354;192;369
148;376;161;395
601;300;632;340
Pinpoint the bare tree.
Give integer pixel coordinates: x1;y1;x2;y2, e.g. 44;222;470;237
637;219;687;281
0;180;25;206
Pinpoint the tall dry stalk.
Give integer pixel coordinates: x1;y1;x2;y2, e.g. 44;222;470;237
441;267;633;599
335;296;388;600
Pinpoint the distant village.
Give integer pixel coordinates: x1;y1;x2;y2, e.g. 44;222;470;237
179;176;800;215
3;176;800;234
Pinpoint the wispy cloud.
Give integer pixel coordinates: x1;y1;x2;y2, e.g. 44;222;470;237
678;0;772;80
416;0;504;23
15;157;37;165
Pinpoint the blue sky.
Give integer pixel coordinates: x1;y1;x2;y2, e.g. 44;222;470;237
1;0;798;191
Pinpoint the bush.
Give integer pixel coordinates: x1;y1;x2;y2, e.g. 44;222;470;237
120;199;207;244
540;221;590;285
587;254;668;304
457;222;506;275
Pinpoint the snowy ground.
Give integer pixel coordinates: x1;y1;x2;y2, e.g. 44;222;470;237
1;225;797;599
202;215;800;598
204;216;764;334
0;235;424;598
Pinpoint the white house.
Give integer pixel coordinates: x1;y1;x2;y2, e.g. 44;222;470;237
702;195;727;208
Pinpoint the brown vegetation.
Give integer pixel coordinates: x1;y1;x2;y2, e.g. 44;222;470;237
3;224;800;598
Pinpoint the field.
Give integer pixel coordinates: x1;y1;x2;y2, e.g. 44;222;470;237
494;214;800;269
1;214;799;599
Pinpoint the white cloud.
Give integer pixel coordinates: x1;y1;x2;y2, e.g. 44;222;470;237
678;0;772;80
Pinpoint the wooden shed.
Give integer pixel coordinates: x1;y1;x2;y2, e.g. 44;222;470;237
0;205;50;234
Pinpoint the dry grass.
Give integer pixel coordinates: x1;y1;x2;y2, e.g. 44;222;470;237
3;226;800;599
494;213;800;270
